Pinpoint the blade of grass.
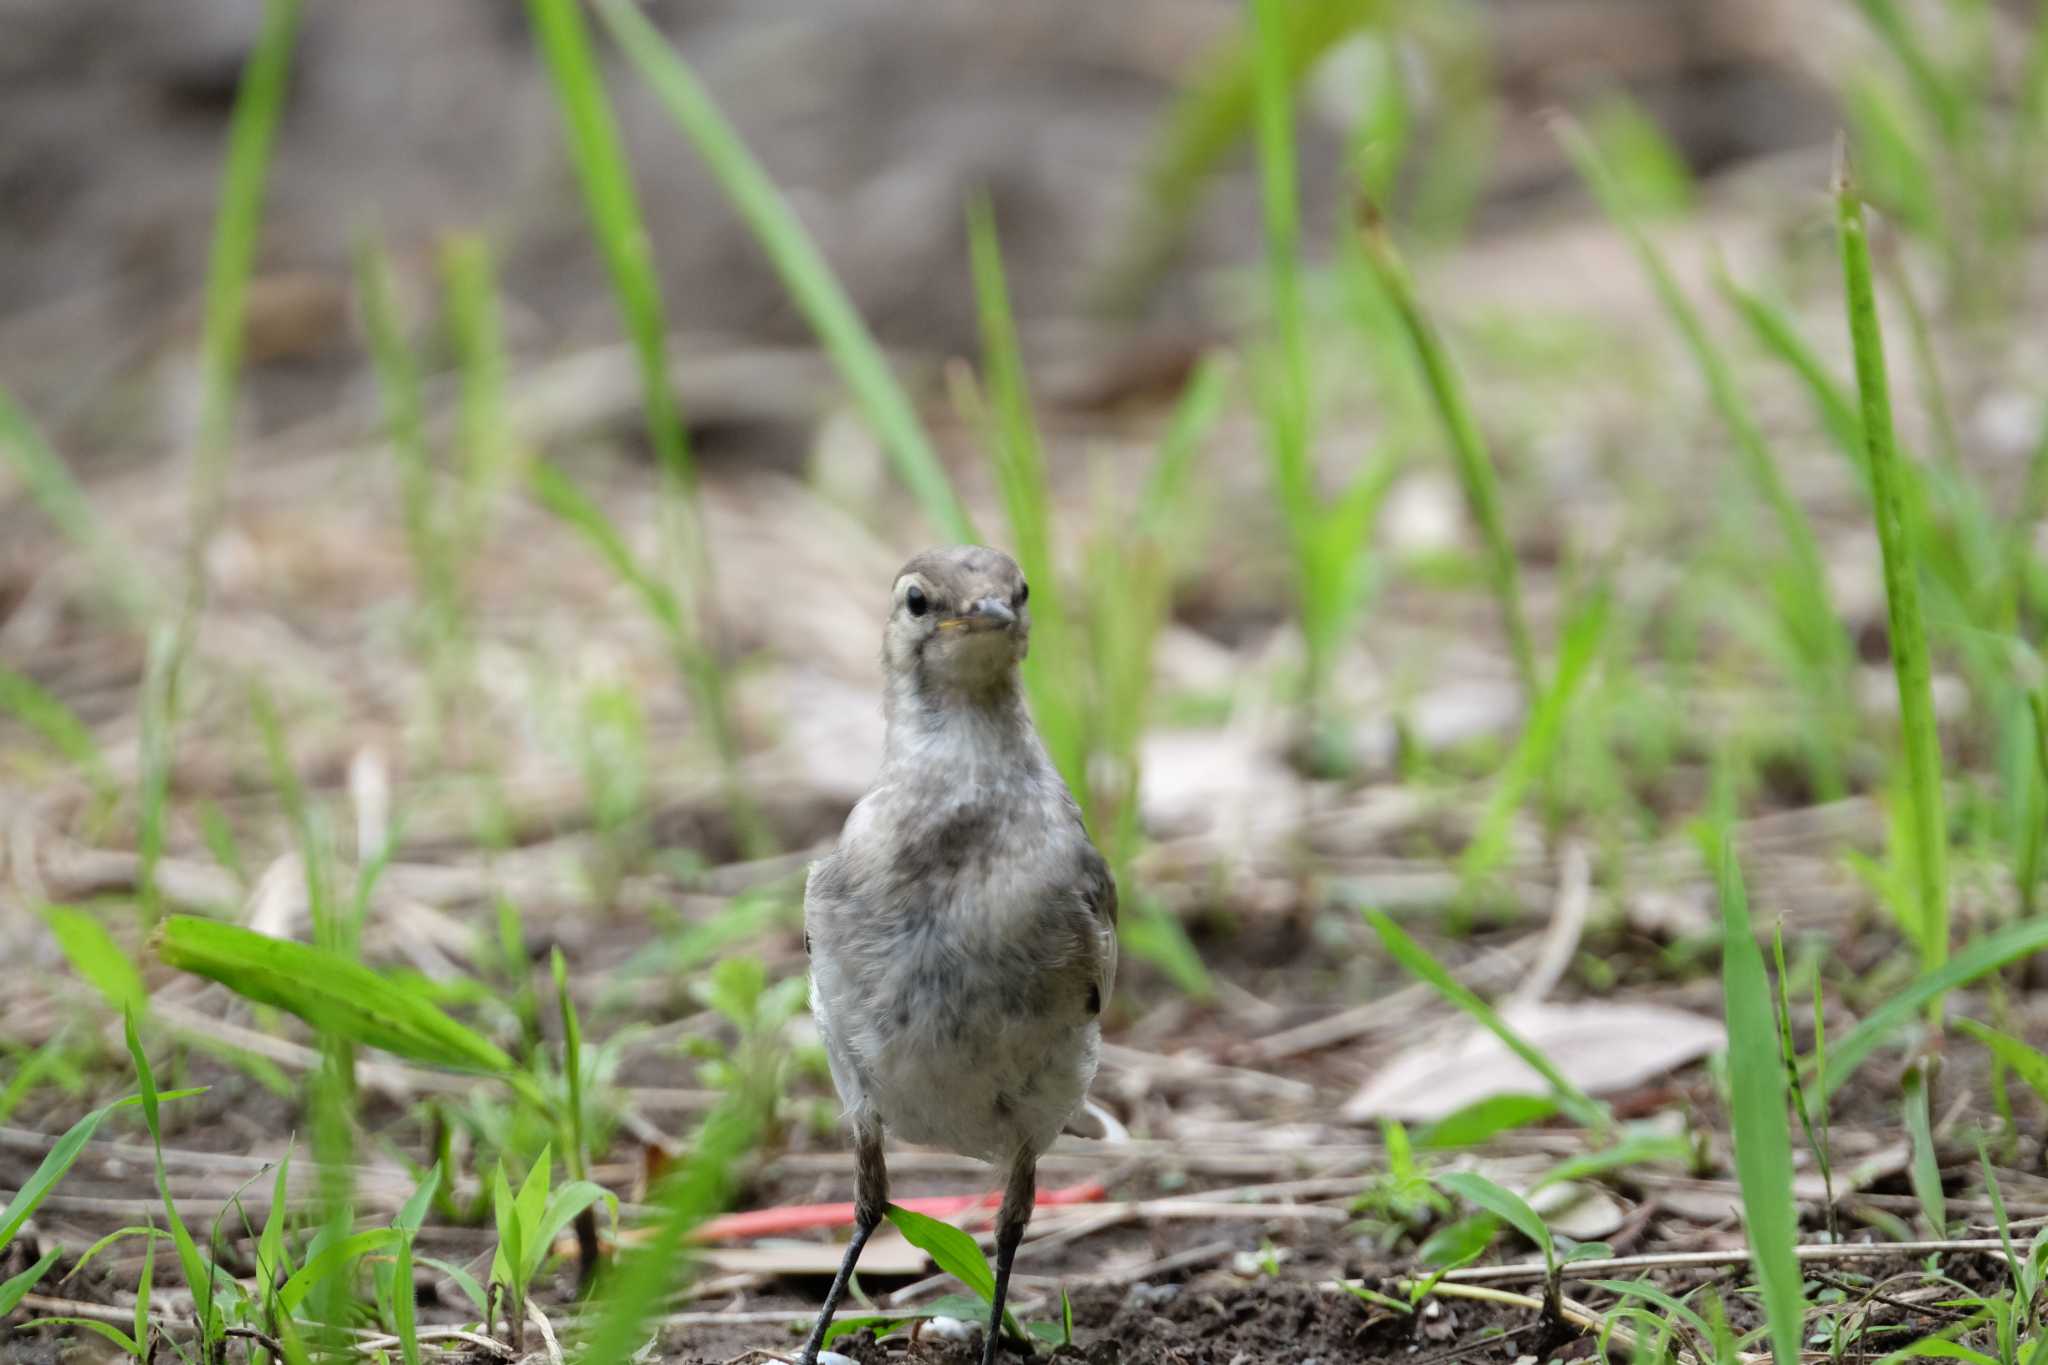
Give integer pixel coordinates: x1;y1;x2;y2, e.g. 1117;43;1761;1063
1357;212;1536;699
1089;0;1386;311
523;0;760;857
1557;113;1848;793
152;915;535;1090
963;195;1085;799
592;0;972;542
573;1092;757;1364
41;905;146;1014
180;0;303;600
1460;588;1609;884
1837;143;1949;985
0;667;118;802
1902;1062;1947;1234
1710;836;1806;1365
0;397;153;613
1818;915;2048;1099
1363;909;1606;1128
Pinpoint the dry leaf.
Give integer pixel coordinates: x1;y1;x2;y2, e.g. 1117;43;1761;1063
1342;1001;1725;1122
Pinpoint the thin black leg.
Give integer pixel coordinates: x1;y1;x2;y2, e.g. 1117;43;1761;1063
979;1151;1037;1365
799;1121;888;1365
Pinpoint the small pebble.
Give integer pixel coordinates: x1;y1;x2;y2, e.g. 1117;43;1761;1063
1124;1281;1180;1309
816;1353;860;1365
922;1316;976;1343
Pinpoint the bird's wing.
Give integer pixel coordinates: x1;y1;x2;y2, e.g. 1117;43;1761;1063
1078;841;1118;1005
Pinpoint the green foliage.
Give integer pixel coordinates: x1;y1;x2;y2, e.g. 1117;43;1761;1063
1250;0;1400;742
1820;917;2048;1100
1710;837;1806;1365
1560;114;1849;795
592;0;973;542
1094;0;1388;309
1837;152;1949;984
0;391;154;620
1956;1019;2048;1110
884;1203;1027;1344
1418;1094;1558;1149
0;666;117;800
1;1090;195;1253
1461;589;1610;885
523;0;758;857
153;915;534;1088
41;905;146;1013
1365;908;1606;1127
1358;217;1535;697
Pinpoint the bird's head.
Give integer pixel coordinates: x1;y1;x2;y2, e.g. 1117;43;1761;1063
883;544;1031;700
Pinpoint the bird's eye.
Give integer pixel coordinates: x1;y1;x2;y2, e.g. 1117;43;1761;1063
1015;581;1029;608
905;585;928;617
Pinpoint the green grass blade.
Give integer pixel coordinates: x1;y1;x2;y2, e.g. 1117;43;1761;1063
1820;916;2048;1099
152;915;523;1080
1436;1171;1552;1266
40;906;146;1013
1711;838;1806;1365
1902;1062;1946;1234
962;196;1086;799
1557;115;1845;698
0;1245;66;1318
0;391;155;622
1358;217;1536;698
1837;147;1948;982
184;0;302;572
573;1092;757;1365
592;0;972;542
122;1011;222;1346
523;0;761;856
1;1091;194;1250
275;1228;401;1314
1090;0;1385;311
1953;1018;2048;1108
1461;589;1610;883
0;668;115;803
443;233;514;550
392;1229;421;1365
1364;909;1605;1127
885;1203;1026;1342
524;0;691;494
355;231;457;636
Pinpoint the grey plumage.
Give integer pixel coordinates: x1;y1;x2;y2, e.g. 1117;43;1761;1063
798;545;1116;1365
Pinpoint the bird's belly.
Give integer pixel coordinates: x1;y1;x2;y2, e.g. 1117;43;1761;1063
874;1008;1095;1160
819;961;1097;1160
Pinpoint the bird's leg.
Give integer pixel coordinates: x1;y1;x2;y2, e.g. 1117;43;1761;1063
979;1149;1037;1365
799;1119;888;1365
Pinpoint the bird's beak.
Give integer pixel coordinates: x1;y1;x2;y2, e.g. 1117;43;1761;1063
936;597;1018;633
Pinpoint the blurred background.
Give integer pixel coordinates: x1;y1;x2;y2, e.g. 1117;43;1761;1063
6;0;2048;1360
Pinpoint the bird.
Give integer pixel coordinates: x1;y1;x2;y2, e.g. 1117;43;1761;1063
798;544;1117;1365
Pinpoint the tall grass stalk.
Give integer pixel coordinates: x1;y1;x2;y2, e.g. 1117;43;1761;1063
963;196;1086;797
1357;213;1537;699
1557;115;1849;792
0;392;155;622
181;0;302;608
524;0;760;854
1837;147;1949;984
593;0;974;543
141;0;302;923
355;232;461;645
1250;0;1390;748
1092;0;1383;310
442;234;515;556
1710;837;1807;1365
